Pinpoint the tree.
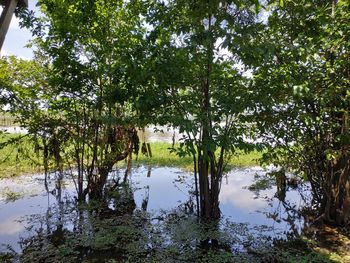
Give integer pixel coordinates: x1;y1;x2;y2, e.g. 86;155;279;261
0;55;49;150
141;0;260;219
251;0;350;225
18;0;147;200
0;55;45;112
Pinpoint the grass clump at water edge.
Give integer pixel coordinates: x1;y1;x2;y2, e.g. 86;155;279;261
0;113;16;127
0;133;43;178
121;142;263;171
0;133;263;178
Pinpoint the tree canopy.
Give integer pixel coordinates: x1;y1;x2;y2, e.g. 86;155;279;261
250;0;350;224
1;0;349;225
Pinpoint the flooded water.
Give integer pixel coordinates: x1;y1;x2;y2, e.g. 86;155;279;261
0;126;27;134
0;125;179;142
0;166;309;257
138;126;180;143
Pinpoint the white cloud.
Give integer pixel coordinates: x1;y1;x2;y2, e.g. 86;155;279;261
1;47;30;60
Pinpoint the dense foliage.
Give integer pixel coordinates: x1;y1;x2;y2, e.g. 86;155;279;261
2;0;148;200
0;0;349;226
250;0;350;224
140;0;261;218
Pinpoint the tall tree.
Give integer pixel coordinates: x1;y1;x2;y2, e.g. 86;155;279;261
20;0;147;200
142;0;260;219
0;55;49;134
251;0;350;224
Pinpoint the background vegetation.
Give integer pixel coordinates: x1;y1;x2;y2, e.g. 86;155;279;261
0;3;349;262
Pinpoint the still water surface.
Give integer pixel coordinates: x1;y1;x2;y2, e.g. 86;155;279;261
0;166;309;254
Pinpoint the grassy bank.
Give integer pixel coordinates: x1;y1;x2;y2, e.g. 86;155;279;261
0;134;42;178
0;134;263;178
134;142;262;170
0;113;16;127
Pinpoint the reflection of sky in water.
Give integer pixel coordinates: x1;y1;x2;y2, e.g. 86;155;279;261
131;166;191;212
0;195;48;252
0;166;308;253
220;167;306;237
0;216;24;235
221;168;269;212
0;174;76;252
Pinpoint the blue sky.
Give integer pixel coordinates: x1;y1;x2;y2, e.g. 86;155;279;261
1;0;39;59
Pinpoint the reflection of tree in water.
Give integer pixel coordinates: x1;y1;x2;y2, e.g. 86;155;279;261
141;185;149;211
16;170;146;262
246;169;313;239
15;168;230;262
47;171;65;246
264;176;312;239
8;167;318;263
18;172;78;262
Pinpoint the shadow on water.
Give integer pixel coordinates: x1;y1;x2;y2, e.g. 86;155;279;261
0;166;337;262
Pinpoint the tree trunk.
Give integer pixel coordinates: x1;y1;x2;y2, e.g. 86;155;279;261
195;8;223;219
333;152;350;224
197;150;222;219
318;0;350;225
198;153;211;218
87;126;136;200
322;151;350;225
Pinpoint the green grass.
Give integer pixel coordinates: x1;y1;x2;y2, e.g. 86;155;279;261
0;133;263;178
0;113;16;127
0;133;43;178
229;150;263;167
133;142;262;170
134;143;193;169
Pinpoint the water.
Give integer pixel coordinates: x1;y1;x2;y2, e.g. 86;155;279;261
220;168;307;236
138;126;180;143
0;173;73;253
0;126;27;134
0;125;179;140
0;166;309;256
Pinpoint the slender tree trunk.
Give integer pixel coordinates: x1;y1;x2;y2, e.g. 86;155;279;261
333;152;350;224
197;152;222;219
193;154;200;217
195;8;223;219
198;152;211;218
